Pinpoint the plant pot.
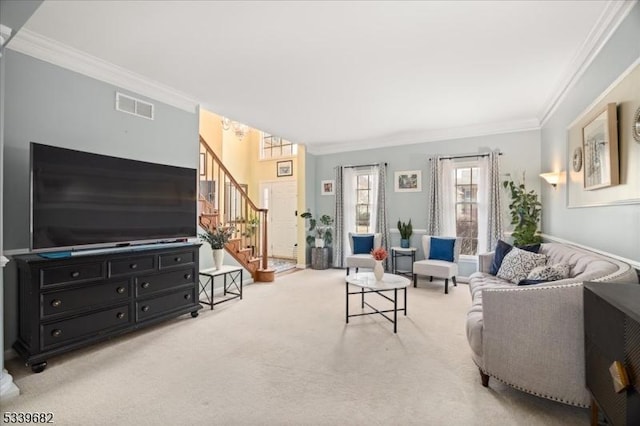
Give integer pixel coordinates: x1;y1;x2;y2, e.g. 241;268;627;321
213;249;224;270
315;238;325;248
373;260;384;281
400;239;410;248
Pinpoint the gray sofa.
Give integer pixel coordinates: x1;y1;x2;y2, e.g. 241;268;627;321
466;242;639;407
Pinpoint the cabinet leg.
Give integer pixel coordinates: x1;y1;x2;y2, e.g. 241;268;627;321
191;311;199;318
31;361;47;373
590;398;598;426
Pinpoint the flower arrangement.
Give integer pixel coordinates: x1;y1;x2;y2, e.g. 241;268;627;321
371;247;388;261
199;225;236;250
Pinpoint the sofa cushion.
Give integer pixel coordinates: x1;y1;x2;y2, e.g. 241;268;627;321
429;237;455;262
352;235;374;254
496;247;547;284
489;239;541;275
527;263;571;281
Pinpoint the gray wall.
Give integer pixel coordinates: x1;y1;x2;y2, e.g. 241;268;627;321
2;50;199;349
540;3;640;262
310;129;541;261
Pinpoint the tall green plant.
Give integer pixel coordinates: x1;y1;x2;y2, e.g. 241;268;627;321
502;178;542;246
397;219;412;240
300;212;333;246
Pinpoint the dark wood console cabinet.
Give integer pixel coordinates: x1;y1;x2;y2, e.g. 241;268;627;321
12;244;202;373
584;282;640;426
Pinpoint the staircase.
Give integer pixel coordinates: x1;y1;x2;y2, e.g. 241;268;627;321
199;135;275;282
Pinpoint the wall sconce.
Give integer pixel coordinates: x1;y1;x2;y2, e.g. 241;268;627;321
540;172;561;189
221;117;249;140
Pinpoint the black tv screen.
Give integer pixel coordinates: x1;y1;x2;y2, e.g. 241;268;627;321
31;142;197;251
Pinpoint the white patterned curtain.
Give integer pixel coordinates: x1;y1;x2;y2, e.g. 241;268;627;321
333;167;344;268
375;164;390;271
427;156;455;236
477;151;503;252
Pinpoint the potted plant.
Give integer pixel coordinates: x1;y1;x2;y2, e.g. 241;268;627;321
300;212;333;248
397;219;412;248
199;225;236;269
503;176;542;246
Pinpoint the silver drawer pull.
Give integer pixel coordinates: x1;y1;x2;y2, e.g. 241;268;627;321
130;263;138;269
184;294;191;300
141;282;150;289
51;299;62;308
51;329;62;338
71;271;80;278
175;257;182;262
116;287;126;294
116;312;125;319
142;306;149;312
184;274;191;280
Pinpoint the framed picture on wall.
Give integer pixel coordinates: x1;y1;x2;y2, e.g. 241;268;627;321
582;103;619;190
277;160;293;177
321;180;335;195
394;170;422;192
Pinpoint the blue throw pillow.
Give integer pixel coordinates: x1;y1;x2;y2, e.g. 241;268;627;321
428;237;455;262
489;239;541;275
352;235;374;254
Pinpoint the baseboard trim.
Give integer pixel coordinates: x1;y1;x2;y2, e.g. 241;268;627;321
540;233;640;270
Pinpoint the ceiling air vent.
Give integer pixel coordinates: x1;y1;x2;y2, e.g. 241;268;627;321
115;92;154;120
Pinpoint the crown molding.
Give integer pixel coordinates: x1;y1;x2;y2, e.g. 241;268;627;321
306;118;540;155
7;28;198;113
539;0;637;126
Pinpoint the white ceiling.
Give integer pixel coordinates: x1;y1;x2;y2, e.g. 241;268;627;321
11;0;634;153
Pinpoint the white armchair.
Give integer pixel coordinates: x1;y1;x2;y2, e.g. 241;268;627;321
345;232;382;275
413;235;461;294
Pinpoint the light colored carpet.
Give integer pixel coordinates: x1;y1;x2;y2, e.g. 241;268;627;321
3;268;588;425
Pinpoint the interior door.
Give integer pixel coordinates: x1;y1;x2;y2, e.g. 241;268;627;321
260;180;297;259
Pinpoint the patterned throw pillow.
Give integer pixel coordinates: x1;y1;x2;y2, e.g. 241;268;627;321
527;263;571;281
489;239;541;275
496;247;547;284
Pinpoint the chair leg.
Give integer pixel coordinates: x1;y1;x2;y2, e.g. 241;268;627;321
429;276;433;282
479;369;490;387
356;267;359;274
452;276;457;287
413;273;417;287
444;278;449;294
346;267;350;276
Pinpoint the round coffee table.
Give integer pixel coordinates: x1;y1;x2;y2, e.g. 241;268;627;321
345;272;410;333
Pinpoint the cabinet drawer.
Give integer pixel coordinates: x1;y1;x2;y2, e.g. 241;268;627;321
136;268;195;297
136;288;196;321
159;251;194;269
41;262;104;287
42;281;130;317
41;305;131;349
109;255;155;277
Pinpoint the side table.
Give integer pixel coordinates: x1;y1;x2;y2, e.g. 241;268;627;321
198;265;243;309
311;247;331;270
391;246;417;277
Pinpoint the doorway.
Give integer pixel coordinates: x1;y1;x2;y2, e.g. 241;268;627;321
260;180;298;263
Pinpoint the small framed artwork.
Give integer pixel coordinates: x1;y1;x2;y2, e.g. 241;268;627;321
582;103;619;190
277;160;293;177
321;180;335;195
394;170;422;192
199;153;206;177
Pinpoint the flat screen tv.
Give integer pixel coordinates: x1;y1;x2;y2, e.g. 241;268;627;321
31;142;197;251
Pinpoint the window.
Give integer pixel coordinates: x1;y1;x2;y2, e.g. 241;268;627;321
355;173;374;233
455;166;479;255
260;133;297;159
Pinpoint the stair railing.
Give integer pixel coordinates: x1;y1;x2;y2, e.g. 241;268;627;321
199;135;269;271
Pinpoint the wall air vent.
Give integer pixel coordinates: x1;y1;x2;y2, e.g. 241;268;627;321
115;92;154;120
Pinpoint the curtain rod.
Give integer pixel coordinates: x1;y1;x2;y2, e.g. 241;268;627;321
342;162;388;169
429;152;502;161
